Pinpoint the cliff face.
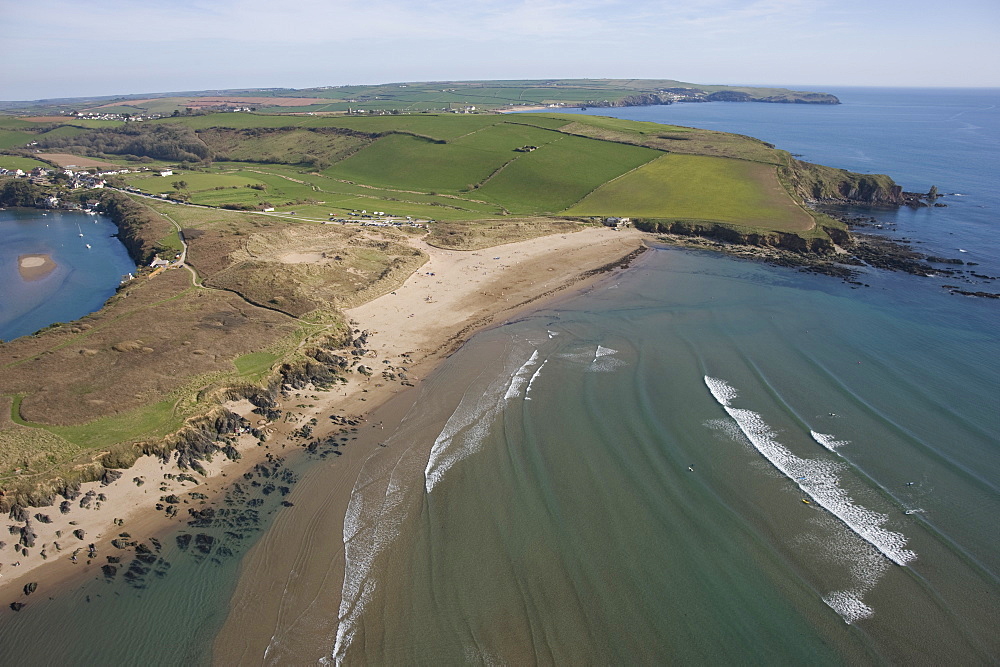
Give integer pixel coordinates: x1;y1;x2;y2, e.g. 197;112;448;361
781;158;904;206
633;219;837;254
98;191;174;264
587;93;675;108
588;89;840;108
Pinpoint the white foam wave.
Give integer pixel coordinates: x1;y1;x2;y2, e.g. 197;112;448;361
587;345;625;373
334;440;424;662
503;350;539;401
525;360;547;399
704;376;916;570
811;431;849;452
425;349;538;493
823;590;874;624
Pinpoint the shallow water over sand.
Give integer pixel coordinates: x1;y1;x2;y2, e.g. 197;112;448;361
332;247;999;664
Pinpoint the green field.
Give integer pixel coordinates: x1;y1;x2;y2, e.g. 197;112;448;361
0;155;52;170
116;113;817;227
11;394;181;451
0;129;34;150
476;135;659;213
565;154;813;231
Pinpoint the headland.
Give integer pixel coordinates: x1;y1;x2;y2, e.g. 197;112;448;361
0;100;967;626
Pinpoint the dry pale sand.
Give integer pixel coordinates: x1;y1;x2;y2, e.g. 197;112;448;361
0;431;266;600
18;254;56;281
213;226;647;664
0;226;646;651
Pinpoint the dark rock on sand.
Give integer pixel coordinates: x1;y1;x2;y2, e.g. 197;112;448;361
194;533;215;555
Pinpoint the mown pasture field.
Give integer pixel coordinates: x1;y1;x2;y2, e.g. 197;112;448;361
476;134;659;214
565;154;814;231
324;133;509;192
0;155;52;170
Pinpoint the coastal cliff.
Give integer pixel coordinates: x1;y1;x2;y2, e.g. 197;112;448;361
98;191;174;265
781;157;904;206
633;219;838;254
586;89;840;108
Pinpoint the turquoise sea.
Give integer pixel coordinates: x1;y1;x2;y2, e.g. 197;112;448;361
0;88;996;665
333;88;1000;664
0;209;136;342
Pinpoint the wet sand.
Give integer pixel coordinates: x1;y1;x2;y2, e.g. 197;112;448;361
0;226;645;657
212;227;646;663
17;254;56;281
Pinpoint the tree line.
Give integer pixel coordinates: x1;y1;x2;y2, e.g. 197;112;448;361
38;124;214;163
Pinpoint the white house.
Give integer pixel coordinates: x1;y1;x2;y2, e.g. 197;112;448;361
159;169;173;177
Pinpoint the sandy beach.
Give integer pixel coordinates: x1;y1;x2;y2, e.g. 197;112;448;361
0;226;645;654
214;226;647;663
17;254;57;281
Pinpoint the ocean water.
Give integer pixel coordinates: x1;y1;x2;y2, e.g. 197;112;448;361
334;89;1000;664
0;209;136;342
0;89;996;664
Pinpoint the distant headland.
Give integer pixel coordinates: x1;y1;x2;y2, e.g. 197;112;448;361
0;79;839;117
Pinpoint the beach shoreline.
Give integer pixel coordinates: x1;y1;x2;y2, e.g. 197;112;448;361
211;226;647;663
0;226;646;648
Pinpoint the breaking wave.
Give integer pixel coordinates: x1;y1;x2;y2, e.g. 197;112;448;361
704;376;916;622
811;431;849;452
426;348;539;493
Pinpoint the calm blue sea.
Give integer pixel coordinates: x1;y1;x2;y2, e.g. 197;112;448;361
331;88;1000;664
0;88;996;665
0;209;136;342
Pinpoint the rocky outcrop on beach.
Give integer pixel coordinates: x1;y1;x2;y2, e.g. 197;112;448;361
635;219;837;255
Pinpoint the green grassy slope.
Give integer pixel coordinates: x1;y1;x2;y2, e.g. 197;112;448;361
28;111;842;232
476;135;659;214
565;154;813;231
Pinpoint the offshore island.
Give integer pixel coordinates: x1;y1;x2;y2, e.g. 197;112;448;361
0;79;963;625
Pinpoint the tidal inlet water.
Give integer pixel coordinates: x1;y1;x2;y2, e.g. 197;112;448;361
0;208;136;342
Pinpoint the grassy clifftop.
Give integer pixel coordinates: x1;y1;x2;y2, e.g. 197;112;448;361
0;110;896;504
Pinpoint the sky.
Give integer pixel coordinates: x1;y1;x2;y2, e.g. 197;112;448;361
1;0;998;100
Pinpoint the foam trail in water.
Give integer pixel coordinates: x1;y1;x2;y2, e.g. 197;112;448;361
504;350;539;401
820;530;890;624
334;432;427;663
525;360;547;400
425;348;538;493
811;431;849;452
590;345;625;373
705;376;915;571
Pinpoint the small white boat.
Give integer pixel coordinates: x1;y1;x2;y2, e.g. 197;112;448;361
85;243;91;249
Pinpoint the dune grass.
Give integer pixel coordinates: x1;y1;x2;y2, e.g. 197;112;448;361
11;394;181;450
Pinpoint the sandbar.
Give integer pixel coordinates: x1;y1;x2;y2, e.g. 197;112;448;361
18;254;57;281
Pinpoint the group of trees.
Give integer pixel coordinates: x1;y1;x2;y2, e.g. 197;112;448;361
38;124;214;163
